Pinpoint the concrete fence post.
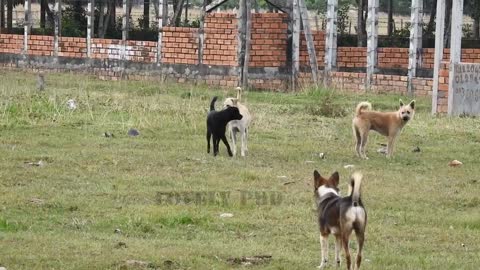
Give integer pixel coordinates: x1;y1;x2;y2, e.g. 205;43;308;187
87;0;95;58
53;0;61;59
324;0;338;87
366;0;379;91
23;0;31;55
431;0;445;114
157;0;164;65
447;0;464;115
407;0;423;96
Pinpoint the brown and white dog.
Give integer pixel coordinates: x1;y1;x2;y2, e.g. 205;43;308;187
314;170;367;270
352;100;415;159
223;87;251;157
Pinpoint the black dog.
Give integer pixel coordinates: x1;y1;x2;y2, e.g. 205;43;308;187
207;96;243;156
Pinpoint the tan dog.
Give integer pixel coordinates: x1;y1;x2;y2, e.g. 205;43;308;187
352;100;415;159
223;87;251;157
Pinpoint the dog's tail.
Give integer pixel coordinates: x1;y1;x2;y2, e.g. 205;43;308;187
235;87;242;101
355;102;372;116
348;171;363;207
210;96;218;111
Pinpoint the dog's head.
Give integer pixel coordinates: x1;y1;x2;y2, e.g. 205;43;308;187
398;99;415;122
223;97;238;108
226;106;243;120
313;170;340;199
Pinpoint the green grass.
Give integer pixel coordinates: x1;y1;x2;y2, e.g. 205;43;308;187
0;70;479;269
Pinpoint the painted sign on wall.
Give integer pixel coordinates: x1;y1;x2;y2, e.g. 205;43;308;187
451;63;480;116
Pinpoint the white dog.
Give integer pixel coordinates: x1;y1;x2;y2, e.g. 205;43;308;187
223;87;251;157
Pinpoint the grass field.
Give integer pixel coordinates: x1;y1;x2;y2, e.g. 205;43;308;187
0;70;479;270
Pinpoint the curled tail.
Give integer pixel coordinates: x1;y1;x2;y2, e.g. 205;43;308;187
210;96;218;111
235;87;242;101
348;172;363;207
355;102;372;116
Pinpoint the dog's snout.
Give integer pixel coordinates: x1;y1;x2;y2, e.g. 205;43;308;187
403;116;409;121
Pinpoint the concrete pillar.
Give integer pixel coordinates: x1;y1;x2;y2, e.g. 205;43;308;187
324;0;338;86
291;0;300;90
157;0;165;64
87;0;95;58
431;0;445;114
53;0;61;59
122;0;129;61
447;0;464;115
407;0;423;95
366;0;379;90
23;0;31;55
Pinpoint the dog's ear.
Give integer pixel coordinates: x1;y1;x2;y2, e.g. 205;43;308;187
409;100;415;109
232;98;238;106
314;170;322;190
399;99;405;107
329;171;340;187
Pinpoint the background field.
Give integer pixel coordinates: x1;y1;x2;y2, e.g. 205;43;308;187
0;70;479;269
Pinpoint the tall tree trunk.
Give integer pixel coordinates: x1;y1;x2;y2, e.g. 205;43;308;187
387;0;393;35
102;0;113;37
109;0;116;31
45;2;55;26
143;0;149;28
98;0;105;37
444;0;452;47
356;0;367;47
426;0;436;36
1;0;5;29
40;0;46;29
184;0;188;24
152;0;159;19
7;0;12;30
474;18;479;39
171;0;185;26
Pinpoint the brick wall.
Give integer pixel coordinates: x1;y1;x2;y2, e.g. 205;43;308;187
163;27;197;65
422;48;480;69
337;47;480;70
337;47;366;68
91;38;156;62
203;13;237;66
338;47;409;69
299;30;325;67
378;48;409;69
0;34;23;54
436;62;450;113
27;35;53;56
59;37;86;58
250;13;288;67
299;71;432;97
91;38;122;60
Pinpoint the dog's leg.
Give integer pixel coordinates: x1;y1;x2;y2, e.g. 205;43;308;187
353;125;362;157
207;130;211;154
230;126;237;156
240;128;247;157
360;131;369;160
213;136;219;156
354;230;365;270
341;235;352;270
245;128;248;151
318;234;329;269
335;235;342;267
386;135;397;158
221;135;233;157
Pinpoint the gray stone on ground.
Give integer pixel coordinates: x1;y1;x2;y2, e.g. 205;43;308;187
128;128;140;137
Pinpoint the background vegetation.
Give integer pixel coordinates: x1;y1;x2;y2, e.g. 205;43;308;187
0;70;479;269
